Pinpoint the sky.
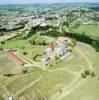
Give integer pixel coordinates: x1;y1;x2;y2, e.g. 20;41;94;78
0;0;99;4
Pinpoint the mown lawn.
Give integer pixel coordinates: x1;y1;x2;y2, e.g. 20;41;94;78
20;46;47;60
1;39;28;48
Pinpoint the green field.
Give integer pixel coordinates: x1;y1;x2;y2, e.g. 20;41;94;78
0;52;16;74
36;70;74;97
6;72;40;93
1;35;54;49
63;43;99;100
1;38;28;49
0;41;99;100
20;46;46;60
74;24;99;37
1;3;99;100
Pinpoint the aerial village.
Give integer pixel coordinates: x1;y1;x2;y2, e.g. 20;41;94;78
0;4;98;100
0;14;74;69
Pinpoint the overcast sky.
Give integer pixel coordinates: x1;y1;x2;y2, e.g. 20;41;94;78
0;0;99;4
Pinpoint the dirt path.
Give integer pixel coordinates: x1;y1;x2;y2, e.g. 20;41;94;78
49;74;82;100
13;76;42;98
49;46;93;100
47;68;79;76
76;46;93;71
1;84;12;100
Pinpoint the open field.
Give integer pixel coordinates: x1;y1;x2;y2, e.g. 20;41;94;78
74;24;99;37
1;39;28;49
0;41;99;100
0;3;99;100
1;35;54;49
62;42;99;100
19;45;47;60
0;52;16;75
6;72;40;93
18;42;99;100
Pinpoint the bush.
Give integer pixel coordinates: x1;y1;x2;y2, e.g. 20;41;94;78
0;47;3;51
71;39;76;47
92;41;97;48
0;32;4;36
1;41;5;44
55;56;60;61
33;54;39;60
22;69;28;74
68;48;72;52
50;64;53;67
84;70;90;75
23;52;28;55
29;40;35;45
3;74;14;77
81;73;86;78
91;72;95;77
42;40;46;46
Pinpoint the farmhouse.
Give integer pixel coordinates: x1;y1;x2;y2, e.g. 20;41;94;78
42;37;70;62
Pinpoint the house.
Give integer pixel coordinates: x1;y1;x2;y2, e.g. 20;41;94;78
57;36;69;42
42;40;69;61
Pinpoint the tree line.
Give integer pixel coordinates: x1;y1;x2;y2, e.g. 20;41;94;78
65;32;99;51
0;24;25;32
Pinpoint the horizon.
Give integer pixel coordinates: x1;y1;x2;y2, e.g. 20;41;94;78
0;0;99;5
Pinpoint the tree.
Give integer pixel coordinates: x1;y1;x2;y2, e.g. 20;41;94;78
42;40;46;46
70;39;76;47
92;41;97;48
0;47;3;51
81;73;86;78
23;52;28;55
0;32;4;36
3;74;14;77
91;72;95;77
84;70;90;75
63;21;69;28
22;69;28;74
29;40;35;45
33;54;38;61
